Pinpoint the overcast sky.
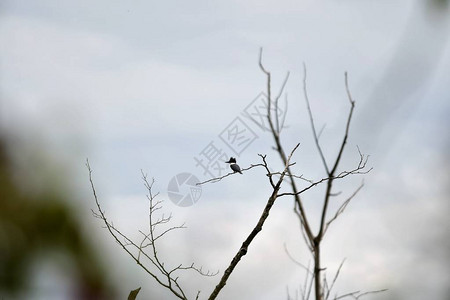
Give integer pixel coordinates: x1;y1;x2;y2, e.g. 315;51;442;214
1;1;449;299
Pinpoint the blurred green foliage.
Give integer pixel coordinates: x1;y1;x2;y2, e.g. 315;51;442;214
0;138;114;299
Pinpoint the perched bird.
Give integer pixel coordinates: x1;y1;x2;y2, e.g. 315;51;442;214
225;157;242;174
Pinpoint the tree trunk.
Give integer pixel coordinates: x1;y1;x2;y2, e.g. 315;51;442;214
314;241;323;300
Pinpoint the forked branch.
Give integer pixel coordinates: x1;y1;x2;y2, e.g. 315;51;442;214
260;57;380;300
207;144;300;300
259;48;315;249
87;160;217;300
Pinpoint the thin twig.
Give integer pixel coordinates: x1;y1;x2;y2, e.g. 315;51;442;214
303;63;330;174
324;182;364;235
325;259;346;300
276;160;369;198
275;72;290;134
334;288;388;300
284;243;313;275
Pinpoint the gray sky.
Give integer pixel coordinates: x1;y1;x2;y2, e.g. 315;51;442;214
1;0;449;299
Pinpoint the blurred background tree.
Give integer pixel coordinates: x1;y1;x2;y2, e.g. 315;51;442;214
0;136;115;299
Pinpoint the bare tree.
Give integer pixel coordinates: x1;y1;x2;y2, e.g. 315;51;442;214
87;162;217;300
257;49;384;300
196;54;373;298
87;50;383;299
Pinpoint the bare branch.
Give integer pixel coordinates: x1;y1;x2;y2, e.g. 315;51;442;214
196;162;266;185
87;160;217;300
344;72;355;105
295;208;314;252
316;70;358;247
86;160;186;298
303;63;329;174
334;288;388;300
259;47;270;75
291;259;314;300
354;289;388;299
285;244;314;279
208;144;300;300
169;263;219;278
317;123;327;140
259;48;280;144
260;52;315;249
278;177;336;197
269;171;313;184
280;93;289;131
275;72;290;134
325;259;346;300
276;160;367;198
330;72;356;175
324;182;364;235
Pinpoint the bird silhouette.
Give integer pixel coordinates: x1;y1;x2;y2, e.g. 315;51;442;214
225;157;242;174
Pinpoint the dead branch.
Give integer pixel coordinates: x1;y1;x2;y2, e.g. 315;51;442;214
207;144;300;300
324;182;364;235
334;288;388;300
284;243;313;275
196;162;266;185
87;160;217;300
260;48;315;251
325;259;346;300
284;245;314;300
303;63;330;174
268;171;313;184
260;59;376;300
276;157;369;198
275;72;290;134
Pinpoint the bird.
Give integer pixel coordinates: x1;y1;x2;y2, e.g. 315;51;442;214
225;157;242;174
